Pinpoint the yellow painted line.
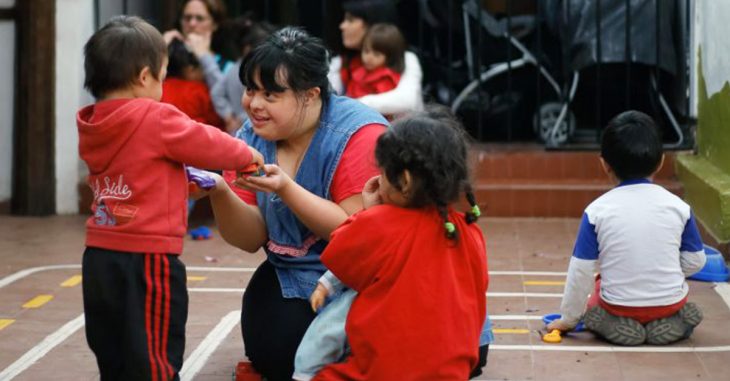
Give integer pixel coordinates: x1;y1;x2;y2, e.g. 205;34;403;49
493;328;531;334
0;319;15;330
23;295;53;308
60;275;82;287
523;280;566;286
187;276;207;282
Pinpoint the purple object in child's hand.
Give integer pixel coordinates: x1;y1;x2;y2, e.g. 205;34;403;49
186;166;216;191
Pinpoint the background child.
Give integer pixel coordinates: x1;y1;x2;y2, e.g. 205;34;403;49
345;23;406;102
211;17;276;134
295;107;488;380
77;16;263;380
547;110;705;346
161;38;224;129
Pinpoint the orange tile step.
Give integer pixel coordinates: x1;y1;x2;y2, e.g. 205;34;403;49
467;179;682;217
469;144;678;181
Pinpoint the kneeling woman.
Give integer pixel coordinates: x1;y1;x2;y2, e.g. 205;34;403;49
204;27;388;381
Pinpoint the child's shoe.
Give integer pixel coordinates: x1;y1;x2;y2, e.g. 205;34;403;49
645;302;703;345
584;305;646;346
234;361;262;381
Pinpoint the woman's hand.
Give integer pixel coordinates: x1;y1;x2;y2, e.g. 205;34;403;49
186;31;213;57
309;283;329;312
233;164;292;194
162;29;184;45
362;175;382;209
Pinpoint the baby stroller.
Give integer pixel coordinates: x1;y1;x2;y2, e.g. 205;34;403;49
450;0;564;142
538;0;688;147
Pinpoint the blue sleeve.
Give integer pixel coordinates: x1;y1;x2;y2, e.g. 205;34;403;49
479;314;494;346
572;213;599;260
680;213;704;252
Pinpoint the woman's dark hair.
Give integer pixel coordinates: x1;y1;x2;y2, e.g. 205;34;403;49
363;23;406;73
342;0;398;25
375;105;481;240
166;38;199;78
601;110;663;180
239;27;330;102
84;15;167;99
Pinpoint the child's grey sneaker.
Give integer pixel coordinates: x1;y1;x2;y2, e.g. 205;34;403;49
679;302;703;326
584;305;646;346
645;302;703;345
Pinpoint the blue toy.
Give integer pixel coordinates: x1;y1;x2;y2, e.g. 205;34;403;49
688;245;730;282
542;313;585;332
190;226;212;240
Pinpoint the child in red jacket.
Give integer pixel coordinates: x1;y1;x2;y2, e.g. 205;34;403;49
161;38;224;130
345;23;406;112
77;16;263;381
296;107;488;380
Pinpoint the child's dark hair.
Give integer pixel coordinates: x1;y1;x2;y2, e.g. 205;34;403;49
238;21;276;57
239;27;330;102
218;14;275;59
601;110;663;180
375;105;481;240
363;23;406;73
166;39;199;79
83;15;167;99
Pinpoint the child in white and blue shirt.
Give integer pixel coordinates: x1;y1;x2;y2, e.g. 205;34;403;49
548;110;705;346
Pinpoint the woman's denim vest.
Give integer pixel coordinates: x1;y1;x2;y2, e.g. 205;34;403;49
238;95;388;299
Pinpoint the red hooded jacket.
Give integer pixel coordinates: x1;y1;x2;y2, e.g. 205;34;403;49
77;98;253;254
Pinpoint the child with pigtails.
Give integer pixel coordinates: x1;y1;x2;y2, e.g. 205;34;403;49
293;107;490;381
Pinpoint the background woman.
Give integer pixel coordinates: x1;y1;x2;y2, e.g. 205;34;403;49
328;0;424;116
163;0;233;89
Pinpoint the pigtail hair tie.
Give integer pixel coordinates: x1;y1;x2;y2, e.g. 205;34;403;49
444;221;456;238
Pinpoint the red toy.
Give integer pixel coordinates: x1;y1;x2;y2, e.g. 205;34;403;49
238;163;265;177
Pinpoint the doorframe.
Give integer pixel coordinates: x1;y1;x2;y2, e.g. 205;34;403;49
12;0;56;215
0;4;15;213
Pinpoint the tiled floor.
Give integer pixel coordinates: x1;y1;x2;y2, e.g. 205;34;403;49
1;215;729;380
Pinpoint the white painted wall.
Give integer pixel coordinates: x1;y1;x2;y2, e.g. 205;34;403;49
0;0;15;7
0;21;14;205
698;1;730;100
55;0;95;214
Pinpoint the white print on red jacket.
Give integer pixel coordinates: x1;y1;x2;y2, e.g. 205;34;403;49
91;174;138;226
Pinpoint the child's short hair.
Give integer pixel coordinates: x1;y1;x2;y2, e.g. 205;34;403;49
166;39;199;79
375;105;481;239
601;110;663;180
363;23;406;73
83;16;167;99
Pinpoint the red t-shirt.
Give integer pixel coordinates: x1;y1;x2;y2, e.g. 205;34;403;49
345;66;401;99
315;205;488;380
224;124;386;205
340;55;363;92
161;78;224;130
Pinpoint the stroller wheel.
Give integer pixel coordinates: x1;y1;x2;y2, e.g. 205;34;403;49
533;102;575;145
